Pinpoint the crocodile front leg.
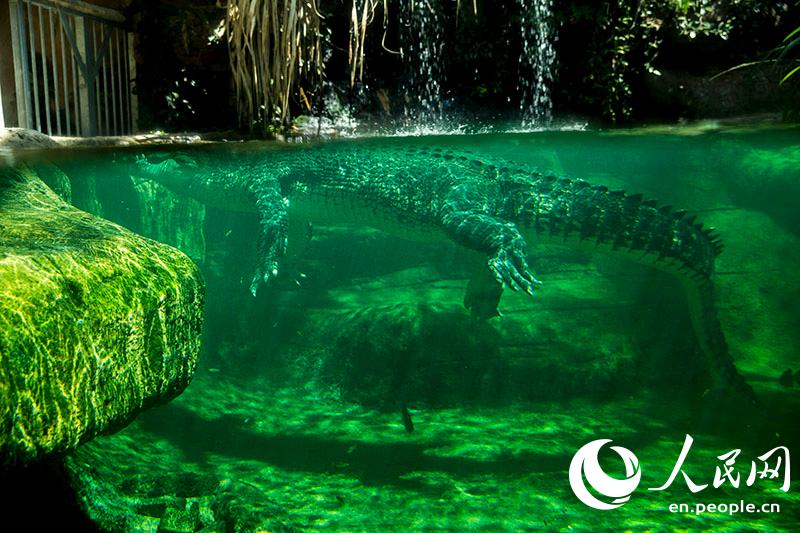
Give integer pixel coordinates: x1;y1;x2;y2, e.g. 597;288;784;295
441;183;541;318
250;182;289;296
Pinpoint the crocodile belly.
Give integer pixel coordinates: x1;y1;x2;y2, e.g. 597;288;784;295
286;186;446;243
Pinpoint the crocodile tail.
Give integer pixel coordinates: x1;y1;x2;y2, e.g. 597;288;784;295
504;174;721;279
684;278;760;405
503;174;754;402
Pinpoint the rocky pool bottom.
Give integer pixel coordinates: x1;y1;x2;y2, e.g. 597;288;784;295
66;373;799;531
67;213;800;531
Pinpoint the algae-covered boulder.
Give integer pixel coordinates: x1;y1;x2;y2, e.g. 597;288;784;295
0;166;205;464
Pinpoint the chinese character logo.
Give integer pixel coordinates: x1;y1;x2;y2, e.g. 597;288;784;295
570;435;790;510
569;439;642;510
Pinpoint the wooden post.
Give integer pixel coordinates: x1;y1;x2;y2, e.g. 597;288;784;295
7;0;28;128
0;76;4;129
0;0;16;127
73;15;95;136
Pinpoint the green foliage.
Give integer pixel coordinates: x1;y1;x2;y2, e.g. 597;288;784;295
561;0;794;123
779;24;800;83
581;1;663;123
131;1;233;132
671;0;743;39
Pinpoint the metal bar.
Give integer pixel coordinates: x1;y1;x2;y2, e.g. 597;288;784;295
101;25;110;135
38;4;52;134
120;30;129;134
26;1;41;131
82;17;96;135
126;30;136;132
71;18;80;134
109;27;118;135
93;22;102;135
114;28;125;134
122;30;130;133
48;7;62;135
120;27;128;132
92;21;98;134
121;29;129;133
58;9;71;135
10;0;32;128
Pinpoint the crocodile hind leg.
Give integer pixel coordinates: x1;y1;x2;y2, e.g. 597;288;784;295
279;218;313;286
441;183;541;317
464;263;505;319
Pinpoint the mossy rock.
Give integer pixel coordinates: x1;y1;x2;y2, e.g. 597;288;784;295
730;145;800;233
0;166;205;464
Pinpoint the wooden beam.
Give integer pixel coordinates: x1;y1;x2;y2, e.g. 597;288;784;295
73;15;92;135
30;0;125;24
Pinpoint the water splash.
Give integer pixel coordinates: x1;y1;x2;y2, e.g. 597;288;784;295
400;0;445;122
517;0;556;127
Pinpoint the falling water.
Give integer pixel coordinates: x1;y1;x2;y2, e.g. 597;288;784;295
517;0;556;127
400;0;445;122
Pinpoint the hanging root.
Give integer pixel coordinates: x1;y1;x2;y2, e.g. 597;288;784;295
226;0;323;129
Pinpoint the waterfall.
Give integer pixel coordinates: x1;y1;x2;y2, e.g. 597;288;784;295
400;0;445;122
517;0;556;127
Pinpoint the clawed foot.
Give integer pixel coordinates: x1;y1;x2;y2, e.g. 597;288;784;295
250;224;288;296
488;241;541;296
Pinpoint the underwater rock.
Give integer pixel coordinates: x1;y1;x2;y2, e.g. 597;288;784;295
0;129;72;202
131;178;207;264
0;166;205;464
730;145;800;234
29;162;73;203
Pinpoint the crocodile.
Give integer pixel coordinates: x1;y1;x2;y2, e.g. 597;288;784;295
131;140;756;403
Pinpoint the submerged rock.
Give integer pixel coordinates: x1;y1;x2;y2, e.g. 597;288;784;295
130;178;207;264
0;166;205;464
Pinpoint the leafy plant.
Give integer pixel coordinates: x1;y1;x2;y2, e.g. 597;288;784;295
581;0;663;124
778;24;800;83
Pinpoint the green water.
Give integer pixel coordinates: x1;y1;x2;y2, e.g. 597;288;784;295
11;125;800;531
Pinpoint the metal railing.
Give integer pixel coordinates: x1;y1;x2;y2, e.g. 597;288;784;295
8;0;136;136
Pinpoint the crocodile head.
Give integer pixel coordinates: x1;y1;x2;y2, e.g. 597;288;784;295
133;152;199;190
